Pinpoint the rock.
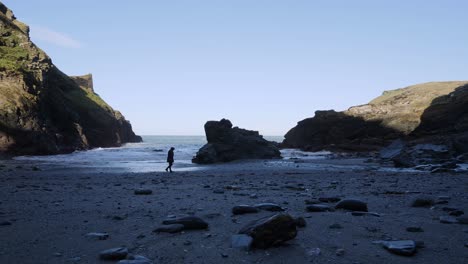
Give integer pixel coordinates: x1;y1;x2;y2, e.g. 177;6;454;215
307;248;321;257
231;234;253;250
254;203;285;212
406;227;424;232
351;211;380;217
0;221;12;226
335;248;345;256
85;232;109;240
294;217;307;228
380;139;406;159
449;210;464;217
239;214;297;249
318;197;341;203
381;240;417;256
0;2;142;155
335;199;368;212
192;119;281;164
99;247;129;260
134;189;152;195
153;224;185;233
411;196;435;207
232;205;259;215
306;204;333;212
118;255;153;264
439;216;458;224
162;216;208;230
329;223;343;229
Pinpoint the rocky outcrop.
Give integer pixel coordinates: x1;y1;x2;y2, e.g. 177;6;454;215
192;119;281;164
0;2;141;155
283;81;468;152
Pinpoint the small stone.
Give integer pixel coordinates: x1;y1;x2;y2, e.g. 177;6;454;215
318;197;341;203
351;211;381;217
457;216;468;225
118;255;153;264
85;232;109;240
335;199;368;212
232;205;259;215
54;252;62;257
183;240;192;246
307;248;321;257
439;216;458;224
153;224;185;233
381;240;417;256
162;216;208;230
306;204;333;212
231;234;253;250
134;189;152;195
406;227;424;232
411;196;434;207
0;221;12;226
99;247;128;260
254;203;285;212
335;248;345;256
329;223;343;229
449;210;464;217
221;253;228;258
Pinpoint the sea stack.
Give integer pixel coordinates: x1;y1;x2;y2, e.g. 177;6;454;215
192;119;281;164
0;2;142;155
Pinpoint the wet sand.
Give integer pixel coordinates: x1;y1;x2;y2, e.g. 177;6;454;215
0;159;467;263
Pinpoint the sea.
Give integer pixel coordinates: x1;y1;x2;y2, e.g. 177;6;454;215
10;136;333;173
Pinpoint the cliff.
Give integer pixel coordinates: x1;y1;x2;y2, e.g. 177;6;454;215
0;2;141;155
283;81;468;151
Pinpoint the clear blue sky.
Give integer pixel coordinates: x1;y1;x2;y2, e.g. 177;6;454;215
5;0;468;136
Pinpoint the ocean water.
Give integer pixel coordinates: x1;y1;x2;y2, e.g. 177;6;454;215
12;135;300;173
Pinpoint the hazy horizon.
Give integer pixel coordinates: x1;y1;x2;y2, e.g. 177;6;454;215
5;0;468;136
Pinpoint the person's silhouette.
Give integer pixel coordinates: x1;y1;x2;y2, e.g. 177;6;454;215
165;147;175;172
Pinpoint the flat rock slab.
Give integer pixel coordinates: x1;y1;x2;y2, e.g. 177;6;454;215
99;247;128;260
254;203;285;212
335;199;368;212
85;232;109;240
134;189;153;195
232;205;260;215
153;224;185;233
231;234;253;250
239;213;297;249
162;216;208;230
306;204;333;212
381;240;417;256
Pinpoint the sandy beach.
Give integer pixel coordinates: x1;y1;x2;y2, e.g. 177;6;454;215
1;158;467;264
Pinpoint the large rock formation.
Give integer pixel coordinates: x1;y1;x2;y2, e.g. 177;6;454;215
192;119;281;164
283;81;468;152
0;3;141;155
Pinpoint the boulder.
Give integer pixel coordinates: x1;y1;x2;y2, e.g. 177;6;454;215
192;119;281;164
238;214;297;249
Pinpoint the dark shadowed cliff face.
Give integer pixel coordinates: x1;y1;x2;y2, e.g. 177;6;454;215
0;3;141;155
283;81;468;151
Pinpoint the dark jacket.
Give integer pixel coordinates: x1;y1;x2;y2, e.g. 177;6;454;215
167;149;174;163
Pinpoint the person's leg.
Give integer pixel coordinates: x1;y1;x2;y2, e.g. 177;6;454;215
169;162;173;172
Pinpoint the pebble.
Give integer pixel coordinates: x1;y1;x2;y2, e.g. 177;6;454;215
449;210;464;217
99;247;128;260
134;189;152;195
153;224;185;233
335;199;368;212
329;223;343;229
336;248;345;256
381;240;417;256
306;204;333;212
231;234;253;250
254;203;285;212
411;196;434;207
307;247;321;257
406;227;424;232
85;232;109;240
439;216;458;224
232;205;260;215
162;216;209;230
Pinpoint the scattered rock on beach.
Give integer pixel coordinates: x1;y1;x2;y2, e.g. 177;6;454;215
85;232;109;240
239;214;297;249
153;224;185;233
134;189;153;195
99;247;128;260
118;255;153;264
306;204;333;212
335;199;368;212
232;205;259;215
162;216;209;230
254;203;285;212
411;196;435;207
231;234;253;250
381;240;417;256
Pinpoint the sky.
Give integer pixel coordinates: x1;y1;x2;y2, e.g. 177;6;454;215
4;0;468;136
